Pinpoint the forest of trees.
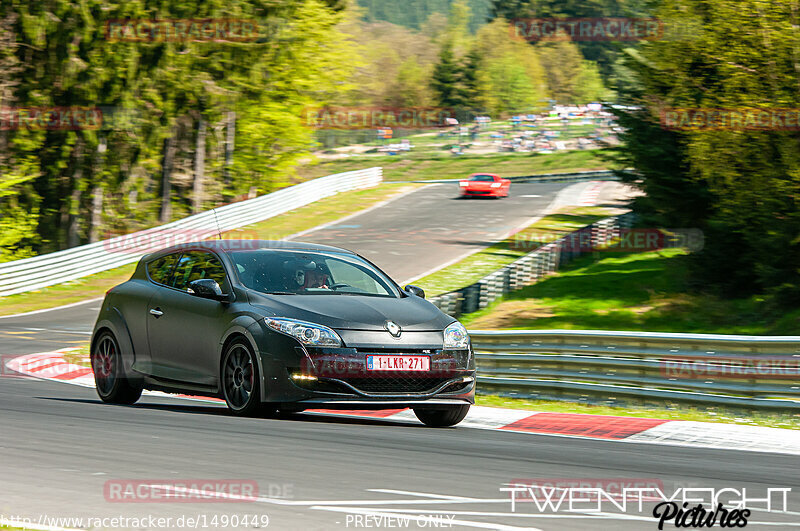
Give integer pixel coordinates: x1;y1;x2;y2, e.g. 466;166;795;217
0;0;354;259
611;0;800;302
8;0;798;309
0;0;611;262
342;1;609;112
487;0;800;302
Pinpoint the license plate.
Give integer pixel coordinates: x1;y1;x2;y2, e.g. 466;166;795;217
366;355;430;372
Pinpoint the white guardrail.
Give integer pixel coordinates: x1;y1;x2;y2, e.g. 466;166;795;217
470;330;800;409
0;167;383;296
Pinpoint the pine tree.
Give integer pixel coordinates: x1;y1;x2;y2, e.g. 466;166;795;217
431;42;465;107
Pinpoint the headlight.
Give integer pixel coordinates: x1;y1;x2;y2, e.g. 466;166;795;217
443;321;470;350
265;318;342;347
490;182;501;188
459;181;469;187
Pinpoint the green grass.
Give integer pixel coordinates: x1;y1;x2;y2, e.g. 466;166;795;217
413;206;619;297
63;344;90;367
299;148;614;182
476;395;800;430
0;182;420;317
462;249;800;335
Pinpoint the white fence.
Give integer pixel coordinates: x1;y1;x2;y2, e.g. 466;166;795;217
0;168;383;296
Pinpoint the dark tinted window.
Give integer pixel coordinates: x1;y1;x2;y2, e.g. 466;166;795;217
171;251;229;293
470;174;495;182
146;253;179;285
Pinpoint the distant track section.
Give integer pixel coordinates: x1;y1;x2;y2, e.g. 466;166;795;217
0;168;382;296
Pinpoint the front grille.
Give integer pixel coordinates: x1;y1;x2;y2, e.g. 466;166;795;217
339;376;451;394
297;347;472;395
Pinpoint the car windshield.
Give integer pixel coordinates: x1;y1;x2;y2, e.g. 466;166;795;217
230;249;400;297
470;174;495;182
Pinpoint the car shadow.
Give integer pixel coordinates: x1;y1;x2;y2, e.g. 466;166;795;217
35;396;423;428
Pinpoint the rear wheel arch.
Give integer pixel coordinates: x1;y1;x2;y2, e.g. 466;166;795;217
91;329;143;405
93;307;137;372
91;325;112;354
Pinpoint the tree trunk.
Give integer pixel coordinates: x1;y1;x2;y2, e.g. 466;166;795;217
89;186;103;243
66;141;84;249
67;188;81;248
193;117;207;214
224;111;235;184
160;133;176;223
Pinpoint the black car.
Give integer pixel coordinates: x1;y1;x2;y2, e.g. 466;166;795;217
91;240;475;427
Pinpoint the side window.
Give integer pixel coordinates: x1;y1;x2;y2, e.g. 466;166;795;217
171;251;229;293
146;254;179;285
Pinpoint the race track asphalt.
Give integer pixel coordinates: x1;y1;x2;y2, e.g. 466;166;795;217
288;181;570;284
1;182;798;530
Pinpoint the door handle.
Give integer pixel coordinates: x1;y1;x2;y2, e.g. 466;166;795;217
149;308;164;317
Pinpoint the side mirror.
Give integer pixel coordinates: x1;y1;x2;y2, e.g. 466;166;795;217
188;279;226;301
404;284;425;299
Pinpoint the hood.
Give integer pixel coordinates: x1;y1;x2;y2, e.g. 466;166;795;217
247;292;453;332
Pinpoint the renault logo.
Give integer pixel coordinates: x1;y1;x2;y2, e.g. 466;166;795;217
385;321;402;338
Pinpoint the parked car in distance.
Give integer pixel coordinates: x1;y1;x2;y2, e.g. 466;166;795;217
91;241;475;427
459;173;511;198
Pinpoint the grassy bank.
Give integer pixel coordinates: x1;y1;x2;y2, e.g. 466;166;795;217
0;183;419;317
461;249;800;335
299;149;612;181
413;206;620;297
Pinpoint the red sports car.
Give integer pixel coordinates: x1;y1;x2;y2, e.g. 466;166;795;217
459;173;511;198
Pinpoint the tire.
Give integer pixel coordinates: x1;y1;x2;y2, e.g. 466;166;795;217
221;338;268;417
91;331;142;405
413;405;470;427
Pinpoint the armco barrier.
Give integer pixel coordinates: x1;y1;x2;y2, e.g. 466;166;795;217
429;214;633;317
0;168;382;296
470;330;800;409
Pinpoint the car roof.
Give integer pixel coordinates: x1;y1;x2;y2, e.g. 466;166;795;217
143;240;355;261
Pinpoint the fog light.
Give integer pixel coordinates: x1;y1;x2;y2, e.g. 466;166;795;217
461;376;475;383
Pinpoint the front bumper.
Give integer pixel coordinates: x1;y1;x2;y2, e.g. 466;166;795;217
462;188;501;197
254;330;476;408
281;397;472;411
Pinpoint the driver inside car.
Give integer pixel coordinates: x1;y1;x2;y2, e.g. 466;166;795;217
303;268;330;289
282;259;330;291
